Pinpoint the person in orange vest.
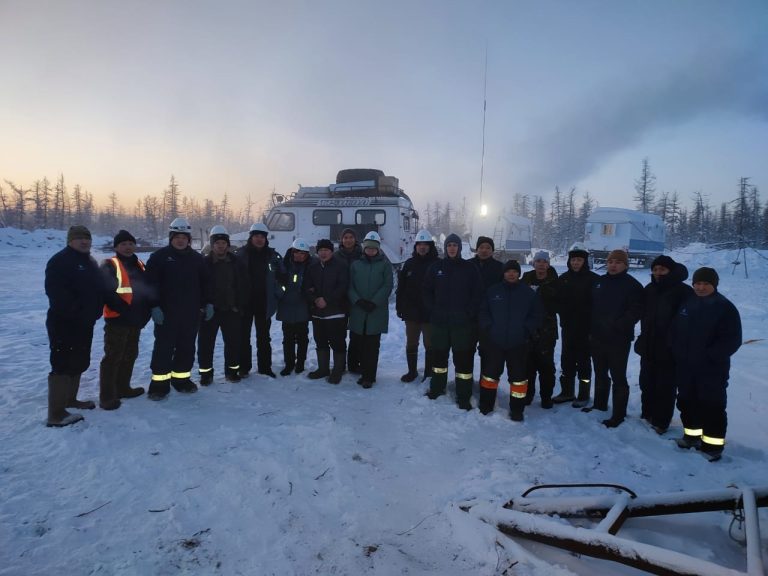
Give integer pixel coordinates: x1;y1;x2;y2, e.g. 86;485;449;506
98;230;152;409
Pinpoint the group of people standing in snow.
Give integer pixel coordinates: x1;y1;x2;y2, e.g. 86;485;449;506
45;222;742;460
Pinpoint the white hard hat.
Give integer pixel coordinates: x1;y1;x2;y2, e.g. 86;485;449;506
249;222;269;235
568;243;589;257
169;217;192;236
291;238;310;252
363;231;381;243
209;225;230;244
415;229;433;243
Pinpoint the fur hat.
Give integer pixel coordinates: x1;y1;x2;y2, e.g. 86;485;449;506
113;229;136;247
67;225;91;243
503;259;521;274
568;246;589;260
476;236;494;251
316;238;334;252
692;267;719;287
607;249;629;265
533;250;550;263
651;255;675;270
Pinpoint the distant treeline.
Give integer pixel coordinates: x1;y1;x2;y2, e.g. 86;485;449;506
424;160;766;255
2;160;766;253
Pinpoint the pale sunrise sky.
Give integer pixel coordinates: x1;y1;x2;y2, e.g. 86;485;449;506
1;0;766;219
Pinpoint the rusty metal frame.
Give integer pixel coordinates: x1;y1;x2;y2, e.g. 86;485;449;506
468;484;767;576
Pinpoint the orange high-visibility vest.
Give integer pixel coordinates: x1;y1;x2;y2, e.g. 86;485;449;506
103;257;145;318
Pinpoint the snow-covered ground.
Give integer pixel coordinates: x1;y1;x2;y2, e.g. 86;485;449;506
0;228;766;576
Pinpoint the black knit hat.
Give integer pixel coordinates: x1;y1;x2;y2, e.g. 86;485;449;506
113;229;136;247
692;267;719;288
316;238;334;252
340;228;357;240
651;255;675;270
503;259;521;274
476;236;494;251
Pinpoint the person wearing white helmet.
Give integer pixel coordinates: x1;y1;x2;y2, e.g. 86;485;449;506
145;217;213;400
235;222;283;377
334;228;363;375
555;243;600;407
348;231;393;388
197;226;248;385
396;229;438;382
275;238;314;375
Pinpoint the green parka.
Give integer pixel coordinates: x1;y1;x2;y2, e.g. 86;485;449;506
348;251;393;335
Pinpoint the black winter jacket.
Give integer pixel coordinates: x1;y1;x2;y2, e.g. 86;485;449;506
590;269;644;344
303;256;349;318
396;244;438;322
635;263;693;365
522;267;560;344
45;246;105;326
145;245;211;320
471;256;504;295
423;256;483;326
235;242;282;318
101;254;152;328
204;251;248;314
479;280;543;349
277;248;313;323
557;264;599;334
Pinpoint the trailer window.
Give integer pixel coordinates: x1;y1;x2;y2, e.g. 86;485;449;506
602;224;615;236
313;210;342;225
403;215;410;231
266;212;295;231
356;210;386;225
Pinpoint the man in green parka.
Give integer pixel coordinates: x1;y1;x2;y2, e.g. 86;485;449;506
348;231;393;388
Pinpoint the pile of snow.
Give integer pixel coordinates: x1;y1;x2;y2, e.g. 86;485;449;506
0;228;766;575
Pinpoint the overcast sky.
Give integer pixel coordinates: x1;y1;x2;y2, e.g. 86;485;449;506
1;0;766;220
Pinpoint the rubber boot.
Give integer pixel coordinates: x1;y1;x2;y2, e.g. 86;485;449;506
281;342;295;376
571;378;591;408
308;349;330;380
47;374;84;427
295;340;307;374
552;376;576;404
327;352;346;384
66;374;95;410
478;386;497;415
99;362;121;410
400;347;419;382
147;378;171;401
421;350;433;383
583;378;610;412
427;369;447;399
455;377;473;411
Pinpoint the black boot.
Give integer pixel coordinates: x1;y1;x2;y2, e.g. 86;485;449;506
281;342;296;376
327;352;346;384
308;349;331;380
66;375;96;410
172;377;198;393
400;347;419;382
200;371;214;386
478;386;497;415
295;338;308;374
572;378;591;408
552;376;576;404
147;378;171;401
456;378;474;411
421;350;433;383
46;374;84;427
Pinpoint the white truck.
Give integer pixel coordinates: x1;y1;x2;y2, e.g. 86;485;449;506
584;207;665;267
260;169;420;266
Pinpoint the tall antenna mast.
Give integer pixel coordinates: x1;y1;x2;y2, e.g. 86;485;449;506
479;46;488;219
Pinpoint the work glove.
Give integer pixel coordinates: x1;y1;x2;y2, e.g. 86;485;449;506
151;307;164;326
356;299;376;313
204;303;215;321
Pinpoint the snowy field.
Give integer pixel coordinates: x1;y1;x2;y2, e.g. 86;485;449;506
0;227;766;576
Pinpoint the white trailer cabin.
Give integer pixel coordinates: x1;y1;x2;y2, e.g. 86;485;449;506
500;214;533;263
584;207;665;266
261;169;419;266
